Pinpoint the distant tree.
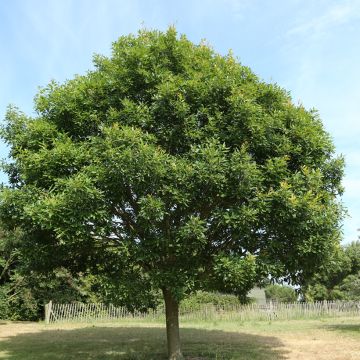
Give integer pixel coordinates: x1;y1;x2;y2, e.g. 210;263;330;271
180;291;241;312
304;240;360;301
0;227;103;320
264;284;297;303
0;227;22;318
344;240;360;274
338;271;360;300
0;28;344;359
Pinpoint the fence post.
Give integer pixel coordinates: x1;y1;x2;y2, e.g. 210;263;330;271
45;300;53;324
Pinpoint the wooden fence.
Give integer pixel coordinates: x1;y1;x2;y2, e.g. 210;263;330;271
45;300;360;324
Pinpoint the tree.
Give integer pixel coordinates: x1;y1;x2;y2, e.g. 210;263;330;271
304;240;360;301
264;284;297;303
0;28;344;359
344;240;360;274
0;226;103;320
338;271;360;300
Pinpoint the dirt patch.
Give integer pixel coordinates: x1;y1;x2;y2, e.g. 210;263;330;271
281;330;360;360
0;321;45;340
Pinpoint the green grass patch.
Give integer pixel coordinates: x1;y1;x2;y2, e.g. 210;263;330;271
0;325;286;360
0;317;359;359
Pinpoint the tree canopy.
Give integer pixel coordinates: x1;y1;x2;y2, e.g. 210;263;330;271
304;240;360;301
0;226;103;320
264;284;297;303
0;28;344;359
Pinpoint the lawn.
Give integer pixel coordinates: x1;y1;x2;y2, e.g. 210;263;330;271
0;317;359;359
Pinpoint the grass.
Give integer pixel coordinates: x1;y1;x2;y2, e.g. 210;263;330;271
324;322;360;336
0;317;359;359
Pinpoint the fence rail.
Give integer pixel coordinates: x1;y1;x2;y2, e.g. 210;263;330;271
45;300;360;324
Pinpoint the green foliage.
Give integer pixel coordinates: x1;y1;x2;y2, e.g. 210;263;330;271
264;284;297;303
0;28;344;315
345;240;360;274
0;268;102;321
180;291;242;312
211;255;257;302
303;241;360;301
94;273;162;312
338;271;360;300
0;226;102;320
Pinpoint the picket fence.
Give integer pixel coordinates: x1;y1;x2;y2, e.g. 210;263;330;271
44;300;360;324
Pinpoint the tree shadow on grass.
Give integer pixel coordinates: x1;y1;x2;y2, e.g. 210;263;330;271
0;325;289;360
324;323;360;335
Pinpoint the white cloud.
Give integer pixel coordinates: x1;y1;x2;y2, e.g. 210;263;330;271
280;2;360;245
287;0;360;37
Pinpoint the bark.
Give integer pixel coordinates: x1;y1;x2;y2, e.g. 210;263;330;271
162;288;184;360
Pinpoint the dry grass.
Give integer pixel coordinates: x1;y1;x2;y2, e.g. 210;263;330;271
0;317;359;359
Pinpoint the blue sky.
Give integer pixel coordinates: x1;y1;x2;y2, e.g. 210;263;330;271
0;0;359;243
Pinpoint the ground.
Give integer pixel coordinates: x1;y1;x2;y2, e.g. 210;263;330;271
0;317;359;359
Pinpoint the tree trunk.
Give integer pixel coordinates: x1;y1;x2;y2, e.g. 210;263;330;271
162;288;184;360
